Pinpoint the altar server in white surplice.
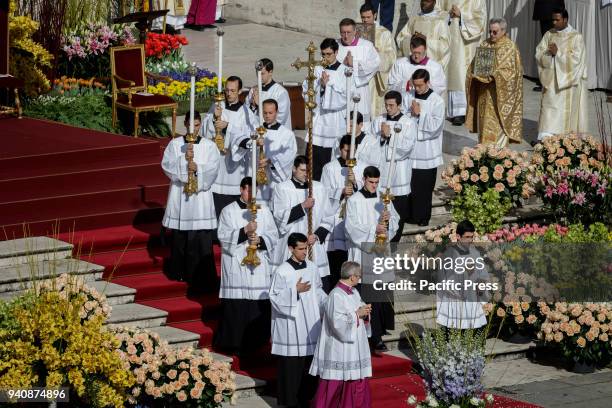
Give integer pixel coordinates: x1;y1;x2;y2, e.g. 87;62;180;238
306;38;349;181
360;2;397;119
535;8;589;140
271;155;335;292
363;91;417;240
162;111;221;288
396;0;451;72
214;177;278;356
203;75;253;217
247;58;292;129
320;134;366;288
232;99;297;207
388;35;447;113
441;0;487;126
345;166;399;352
336;18;381;123
270;233;328;408
405;69;445;227
310;261;373;408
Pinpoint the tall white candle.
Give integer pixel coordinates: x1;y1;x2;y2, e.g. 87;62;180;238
189;66;196;135
217;29;224;93
349;94;360;159
251;135;257;198
385;123;402;190
257;68;264;124
345;68;353;133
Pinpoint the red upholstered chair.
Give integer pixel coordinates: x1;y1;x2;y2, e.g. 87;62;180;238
110;44;177;137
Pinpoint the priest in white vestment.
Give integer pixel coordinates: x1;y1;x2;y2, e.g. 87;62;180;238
152;0;187;31
310;261;373;408
360;3;397;119
247;58;293;129
214;177;278;355
203;75;252;217
306;38;350;181
321;134;366;288
270;232;328;407
535;9;589;140
345;166;399;352
361;91;417;240
440;0;487;125
336;18;381;123
436;220;488;331
162;111;221;289
405;69;445;227
388;35;447;113
271;155;335;292
232;99;297;207
396;0;451;73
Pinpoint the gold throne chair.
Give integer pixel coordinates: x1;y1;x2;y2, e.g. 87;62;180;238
110;44;177;137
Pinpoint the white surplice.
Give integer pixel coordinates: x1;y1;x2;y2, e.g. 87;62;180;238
304;61;349;148
309;284;372;380
247;81;293;129
271;179;334;278
320;158;366;252
535;25;590;139
344;189;400;264
336;38;381;122
362;114;417;196
270;260;328;356
218;200;279;300
232;122;297;207
388;57;447;113
203;101;253;195
161;136;220;230
404;90;446;169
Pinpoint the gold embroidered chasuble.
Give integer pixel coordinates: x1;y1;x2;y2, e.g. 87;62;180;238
466;36;523;146
396;11;451;72
369;24;397;118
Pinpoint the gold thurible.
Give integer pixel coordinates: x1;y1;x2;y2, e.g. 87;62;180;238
255;126;268;185
183;131;198;196
374;188;394;252
214;92;226;154
339;157;356;219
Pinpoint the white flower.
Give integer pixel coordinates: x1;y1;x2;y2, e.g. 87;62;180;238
407;395;417;405
485;394;494;403
470;397;481;406
450;405;461;408
427;398;439;407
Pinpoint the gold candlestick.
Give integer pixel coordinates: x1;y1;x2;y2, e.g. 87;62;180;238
214;91;226;154
339;158;355;219
183;130;198;196
374;188;394;252
255;126;268;185
241;198;261;267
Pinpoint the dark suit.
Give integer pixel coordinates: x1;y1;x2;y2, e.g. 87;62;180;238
370;0;395;32
533;0;566;35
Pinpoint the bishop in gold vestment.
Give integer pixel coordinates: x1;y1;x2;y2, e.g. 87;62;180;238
466;21;523;148
535;19;589;140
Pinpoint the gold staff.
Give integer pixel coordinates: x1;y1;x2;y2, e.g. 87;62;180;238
340;92;361;218
242;132;261;266
292;42;327;259
255;60;269;185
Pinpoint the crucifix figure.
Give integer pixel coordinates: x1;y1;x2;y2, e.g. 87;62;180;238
291;42;327;258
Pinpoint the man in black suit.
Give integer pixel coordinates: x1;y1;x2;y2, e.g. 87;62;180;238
532;0;565;91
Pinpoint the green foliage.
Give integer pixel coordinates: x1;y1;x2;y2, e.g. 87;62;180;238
451;185;512;234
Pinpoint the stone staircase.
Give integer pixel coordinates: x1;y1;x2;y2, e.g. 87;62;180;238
0;236;263;399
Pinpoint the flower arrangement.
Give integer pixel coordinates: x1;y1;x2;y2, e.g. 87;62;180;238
407;329;493;408
145;32;188;60
114;327;236;407
0;290;134;407
530;134;608;174
8;1;53;96
51;76;107;96
147;69;222;115
486;223;568;243
442;145;533;233
415;222;488;244
59;22;136;79
538;302;612;370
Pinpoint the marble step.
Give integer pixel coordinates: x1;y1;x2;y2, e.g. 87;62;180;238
106;302;168;329
233;373;267;400
0;237;73;267
0;258;104;293
0;280;136;306
149;325;204;350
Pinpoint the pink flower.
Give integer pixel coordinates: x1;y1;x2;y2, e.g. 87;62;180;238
544;185;554;199
177;391;187;402
572;192;586;206
494;183;505;192
470;174;480;183
557;182;569;195
597;184;606;196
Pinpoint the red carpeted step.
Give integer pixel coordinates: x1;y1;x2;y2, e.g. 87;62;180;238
0;162;167;202
370;374;426;408
86;247;169;279
1;207;166;239
371;353;413;379
140;294;220;324
112;272;188;301
0;185;168;226
169;320;218;347
57;223;167;253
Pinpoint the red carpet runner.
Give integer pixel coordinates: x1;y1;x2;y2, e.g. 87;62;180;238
0;119;539;407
